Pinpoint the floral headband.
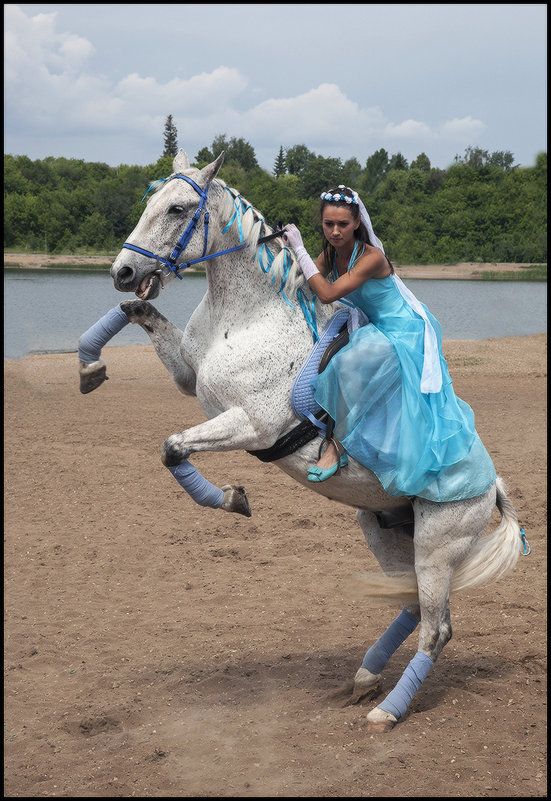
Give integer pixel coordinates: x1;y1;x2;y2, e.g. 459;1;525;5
320;186;358;205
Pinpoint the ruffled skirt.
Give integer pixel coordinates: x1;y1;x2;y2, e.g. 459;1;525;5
312;319;496;502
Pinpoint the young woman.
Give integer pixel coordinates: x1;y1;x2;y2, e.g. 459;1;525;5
283;186;496;502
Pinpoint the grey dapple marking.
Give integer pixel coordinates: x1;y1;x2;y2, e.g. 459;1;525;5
100;149;522;731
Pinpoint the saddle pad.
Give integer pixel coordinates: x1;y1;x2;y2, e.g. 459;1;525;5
291;308;350;427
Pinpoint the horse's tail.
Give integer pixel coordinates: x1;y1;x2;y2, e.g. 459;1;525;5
347;477;522;603
449;476;521;593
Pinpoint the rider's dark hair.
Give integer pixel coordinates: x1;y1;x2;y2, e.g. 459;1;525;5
320;187;393;275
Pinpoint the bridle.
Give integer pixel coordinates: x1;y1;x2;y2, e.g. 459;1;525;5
119;173;322;337
121;173;284;280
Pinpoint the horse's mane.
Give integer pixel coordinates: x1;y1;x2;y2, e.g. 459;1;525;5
216;180;309;302
145;171;311;305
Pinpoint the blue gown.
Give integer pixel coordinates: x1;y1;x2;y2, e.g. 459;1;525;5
313;270;497;502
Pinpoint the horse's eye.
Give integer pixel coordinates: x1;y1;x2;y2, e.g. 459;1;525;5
168;205;185;215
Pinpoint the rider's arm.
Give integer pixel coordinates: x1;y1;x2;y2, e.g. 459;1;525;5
310;250;389;304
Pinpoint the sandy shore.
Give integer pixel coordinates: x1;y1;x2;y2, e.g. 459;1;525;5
4;251;544;279
4;334;547;797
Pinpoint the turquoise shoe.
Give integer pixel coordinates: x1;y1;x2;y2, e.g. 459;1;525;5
307;453;349;482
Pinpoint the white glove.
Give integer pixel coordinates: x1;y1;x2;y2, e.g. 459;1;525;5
282;224;305;251
283;224;319;280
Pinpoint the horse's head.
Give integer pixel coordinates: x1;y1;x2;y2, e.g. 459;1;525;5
110;149;224;299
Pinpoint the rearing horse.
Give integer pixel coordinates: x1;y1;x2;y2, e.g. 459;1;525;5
84;149;523;732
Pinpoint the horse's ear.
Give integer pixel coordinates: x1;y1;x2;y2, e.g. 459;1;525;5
200;151;225;184
173;149;191;172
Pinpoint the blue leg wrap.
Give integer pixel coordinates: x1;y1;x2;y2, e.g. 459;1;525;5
167;461;224;509
78;304;129;363
378;650;434;719
361;609;419;674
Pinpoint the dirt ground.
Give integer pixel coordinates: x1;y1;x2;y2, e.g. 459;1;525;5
4;334;547;798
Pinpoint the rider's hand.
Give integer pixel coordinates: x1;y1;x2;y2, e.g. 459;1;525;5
282;224;304;251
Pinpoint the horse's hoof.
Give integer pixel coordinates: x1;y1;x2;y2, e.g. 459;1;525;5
220;485;252;517
120;299;158;321
365;706;398;733
348;667;382;705
79;359;109;394
324;671;381;708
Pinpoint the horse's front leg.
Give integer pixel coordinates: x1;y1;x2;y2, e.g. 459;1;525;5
120;300;196;395
78;301;197;396
162;406;271;464
162;407;274;518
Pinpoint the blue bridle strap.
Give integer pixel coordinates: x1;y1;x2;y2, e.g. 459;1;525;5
122;173;217;278
121;176;321;340
167;242;249;275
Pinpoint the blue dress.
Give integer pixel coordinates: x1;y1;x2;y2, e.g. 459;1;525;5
313;269;497;502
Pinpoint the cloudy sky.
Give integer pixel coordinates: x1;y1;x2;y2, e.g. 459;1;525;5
4;3;547;172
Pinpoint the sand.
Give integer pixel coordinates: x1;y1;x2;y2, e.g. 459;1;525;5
4;333;547;797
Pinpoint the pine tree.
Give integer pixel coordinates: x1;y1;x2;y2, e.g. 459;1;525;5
162;115;179;157
273;146;286;177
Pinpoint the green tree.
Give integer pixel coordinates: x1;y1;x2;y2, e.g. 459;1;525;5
4;193;39;247
300;155;343;197
227;137;258;170
388;152;409;171
198;134;258;170
362;148;389;192
162;115;179;157
341;157;362;188
285;144;315;176
273;146;286;177
410;152;431;172
487;150;516;170
3;147;547;265
195;146;214;164
211;134;230;159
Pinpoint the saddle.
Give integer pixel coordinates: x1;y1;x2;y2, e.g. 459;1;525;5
290;308;350;441
248;309;415;532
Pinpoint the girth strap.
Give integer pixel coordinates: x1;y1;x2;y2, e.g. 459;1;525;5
247;417;324;462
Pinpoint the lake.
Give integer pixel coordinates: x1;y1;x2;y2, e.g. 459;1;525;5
3;269;547;360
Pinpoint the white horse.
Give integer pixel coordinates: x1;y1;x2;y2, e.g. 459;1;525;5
89;149;522;731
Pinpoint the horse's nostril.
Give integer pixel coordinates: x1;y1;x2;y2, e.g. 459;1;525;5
116;265;135;285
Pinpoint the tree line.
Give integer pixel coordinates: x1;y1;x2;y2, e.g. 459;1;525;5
4;132;547;264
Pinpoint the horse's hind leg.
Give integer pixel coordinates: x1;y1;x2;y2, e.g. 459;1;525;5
366;496;490;732
348;510;419;705
120;300;197;395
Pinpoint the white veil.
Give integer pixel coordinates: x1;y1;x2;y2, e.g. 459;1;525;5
350;188;443;394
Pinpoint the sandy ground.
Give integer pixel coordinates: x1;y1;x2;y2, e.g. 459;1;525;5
4;333;547;798
3;252;544;279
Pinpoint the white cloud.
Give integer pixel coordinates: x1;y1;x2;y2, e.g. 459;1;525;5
385;119;434;139
242;84;386;148
4;4;248;138
4;4;93;76
115;67;248;116
4;5;503;169
440;116;487;139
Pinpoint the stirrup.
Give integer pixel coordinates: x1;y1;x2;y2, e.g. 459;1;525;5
318;436;345;461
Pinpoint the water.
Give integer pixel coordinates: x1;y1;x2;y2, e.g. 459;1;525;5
3;269;547;360
4;270;208;359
